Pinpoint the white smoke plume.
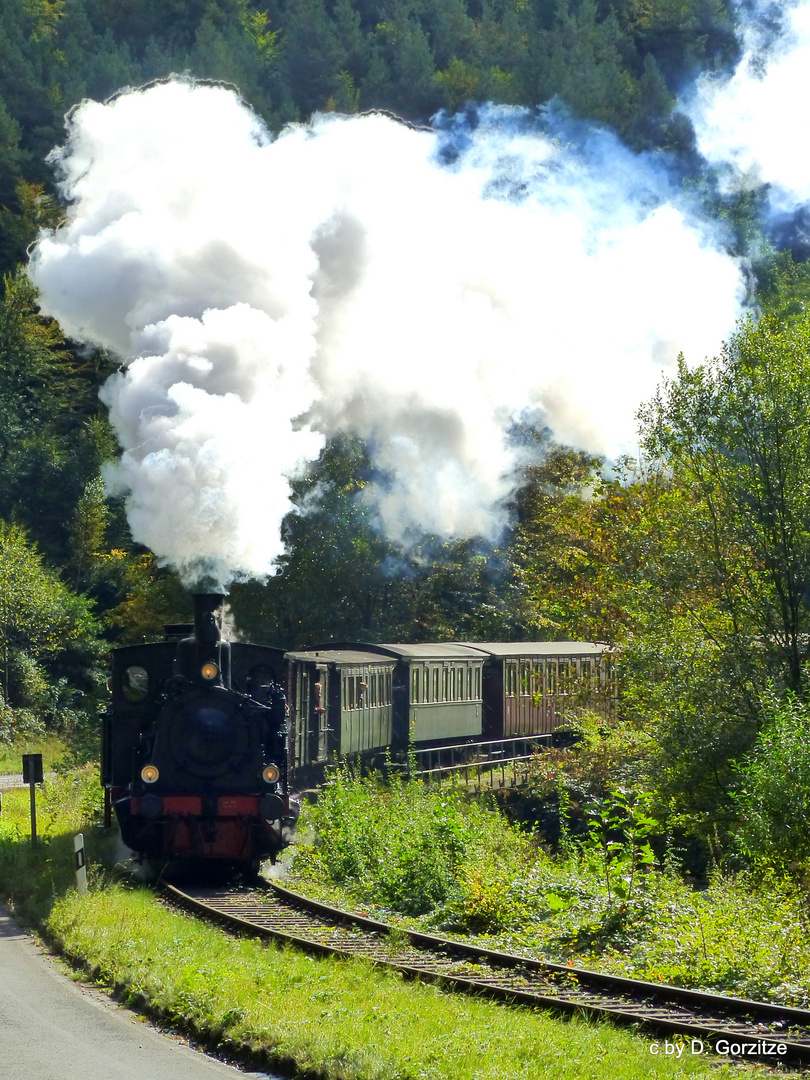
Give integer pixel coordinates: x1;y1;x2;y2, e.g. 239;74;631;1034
686;1;810;213
29;79;745;588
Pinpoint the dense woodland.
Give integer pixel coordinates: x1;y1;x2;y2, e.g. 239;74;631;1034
3;0;810;873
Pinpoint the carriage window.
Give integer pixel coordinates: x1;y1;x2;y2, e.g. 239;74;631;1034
423;666;429;702
386;670;392;703
475;666;481;699
411;667;420;703
531;665;542;698
520;661;530;696
559;660;571;695
581;658;592;692
122;665;149;702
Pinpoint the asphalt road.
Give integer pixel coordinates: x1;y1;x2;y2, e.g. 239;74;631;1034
0;906;275;1080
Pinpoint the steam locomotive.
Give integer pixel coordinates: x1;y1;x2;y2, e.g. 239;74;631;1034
103;592;614;868
102;594;294;869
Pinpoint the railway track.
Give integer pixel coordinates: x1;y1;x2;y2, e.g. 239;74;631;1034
163;878;810;1063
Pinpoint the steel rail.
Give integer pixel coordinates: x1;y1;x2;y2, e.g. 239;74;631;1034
161;879;810;1062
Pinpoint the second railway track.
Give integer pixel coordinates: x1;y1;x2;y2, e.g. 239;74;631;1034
162;878;810;1064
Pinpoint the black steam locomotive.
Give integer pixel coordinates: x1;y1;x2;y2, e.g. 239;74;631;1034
102;594;295;868
103;594;614;868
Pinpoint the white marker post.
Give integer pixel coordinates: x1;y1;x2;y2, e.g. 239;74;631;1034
74;833;87;894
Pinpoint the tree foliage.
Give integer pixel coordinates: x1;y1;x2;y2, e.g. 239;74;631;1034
230;435;523;647
641;315;810;697
615;313;810;836
0;0;740;275
510;312;810;848
733;685;810;870
0;521;100;714
0;270;116;562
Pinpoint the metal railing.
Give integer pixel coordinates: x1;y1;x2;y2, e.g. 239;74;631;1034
411;735;551;791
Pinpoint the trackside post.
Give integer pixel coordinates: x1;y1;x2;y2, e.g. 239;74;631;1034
74;833;87;893
22;754;43;848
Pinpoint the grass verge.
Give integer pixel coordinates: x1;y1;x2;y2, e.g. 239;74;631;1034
0;774;751;1079
0;732;71;774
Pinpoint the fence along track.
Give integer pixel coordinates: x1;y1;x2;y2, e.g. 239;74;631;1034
162;879;810;1061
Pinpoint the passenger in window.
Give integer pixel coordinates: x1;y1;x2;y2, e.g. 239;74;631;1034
314;681;325;713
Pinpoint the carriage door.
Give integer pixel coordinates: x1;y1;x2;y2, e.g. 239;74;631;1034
295;666;311;768
315;665;330;762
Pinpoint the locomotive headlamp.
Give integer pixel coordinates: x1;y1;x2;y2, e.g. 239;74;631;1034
262;763;281;784
201;662;219;681
141;764;160;784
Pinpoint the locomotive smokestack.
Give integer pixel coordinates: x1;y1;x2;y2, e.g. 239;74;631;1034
186;592;230;686
193;592;225;646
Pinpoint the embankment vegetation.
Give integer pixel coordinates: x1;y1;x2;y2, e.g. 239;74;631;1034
290;768;810;1007
0;772;741;1080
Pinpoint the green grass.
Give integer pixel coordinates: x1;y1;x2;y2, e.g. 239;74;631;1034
0;768;749;1079
49;886;744;1080
0;733;72;774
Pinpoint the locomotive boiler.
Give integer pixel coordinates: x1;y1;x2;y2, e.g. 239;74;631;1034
102;593;296;869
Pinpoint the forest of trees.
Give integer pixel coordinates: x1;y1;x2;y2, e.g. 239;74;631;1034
3;0;810;872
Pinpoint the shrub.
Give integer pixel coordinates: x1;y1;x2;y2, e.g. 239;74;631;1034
733;685;810;870
294;767;531;922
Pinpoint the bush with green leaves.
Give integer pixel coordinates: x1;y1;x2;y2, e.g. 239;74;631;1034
584;788;659;907
587;871;810;1005
294;767;534;923
732;685;810;870
291;769;810;1004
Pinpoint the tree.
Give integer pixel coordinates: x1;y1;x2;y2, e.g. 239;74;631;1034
513;312;810;840
0;520;100;718
606;312;810;834
0;271;114;561
230;434;524;647
231;435;412;647
642;316;810;696
538;1;638;137
280;0;346;116
511;446;616;641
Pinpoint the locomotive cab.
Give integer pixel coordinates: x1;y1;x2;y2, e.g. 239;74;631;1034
103;593;295;869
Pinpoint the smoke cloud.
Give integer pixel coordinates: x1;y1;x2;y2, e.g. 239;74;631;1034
686;1;810;214
29;79;745;588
